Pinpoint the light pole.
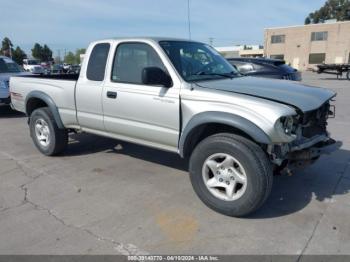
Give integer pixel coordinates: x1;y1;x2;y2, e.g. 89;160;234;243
187;0;192;39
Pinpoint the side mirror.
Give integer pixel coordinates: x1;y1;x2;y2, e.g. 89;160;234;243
142;67;172;88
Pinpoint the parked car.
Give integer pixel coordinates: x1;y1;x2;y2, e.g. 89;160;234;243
23;59;44;75
0;56;28;106
67;64;81;74
10;38;337;217
62;63;71;73
51;64;64;75
40;62;51;75
228;57;302;81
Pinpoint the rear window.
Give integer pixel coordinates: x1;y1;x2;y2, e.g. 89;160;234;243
87;43;110;81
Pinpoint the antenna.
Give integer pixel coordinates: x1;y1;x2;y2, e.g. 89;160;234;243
187;0;192;39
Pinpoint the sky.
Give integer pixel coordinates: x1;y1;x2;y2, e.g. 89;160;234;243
0;0;326;57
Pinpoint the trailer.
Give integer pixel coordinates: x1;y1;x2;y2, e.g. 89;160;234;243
317;63;350;80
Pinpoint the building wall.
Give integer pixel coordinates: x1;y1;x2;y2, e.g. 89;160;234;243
264;21;350;71
239;49;264;57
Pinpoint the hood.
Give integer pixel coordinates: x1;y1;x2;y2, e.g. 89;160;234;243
196;76;336;112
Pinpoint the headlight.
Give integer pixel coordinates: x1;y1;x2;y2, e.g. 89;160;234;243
0;80;8;89
280;116;294;135
274;115;297;142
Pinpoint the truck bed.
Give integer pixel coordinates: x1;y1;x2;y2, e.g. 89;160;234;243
10;74;79;127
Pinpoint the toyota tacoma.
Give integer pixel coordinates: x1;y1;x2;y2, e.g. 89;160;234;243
10;38;338;216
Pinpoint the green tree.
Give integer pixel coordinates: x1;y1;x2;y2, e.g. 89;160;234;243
31;43;53;62
305;0;350;24
42;45;53;62
64;51;76;64
75;48;86;64
31;43;43;60
12;46;27;65
1;37;14;57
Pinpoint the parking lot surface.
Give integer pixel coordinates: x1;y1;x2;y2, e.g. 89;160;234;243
0;72;349;256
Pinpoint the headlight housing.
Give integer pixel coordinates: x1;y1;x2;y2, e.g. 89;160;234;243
0;80;8;89
280;116;295;135
274;115;298;142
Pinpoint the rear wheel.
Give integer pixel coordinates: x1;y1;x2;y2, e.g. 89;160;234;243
189;133;273;217
29;107;68;156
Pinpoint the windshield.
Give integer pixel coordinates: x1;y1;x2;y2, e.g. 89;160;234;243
159;41;240;82
27;60;39;65
0;58;22;73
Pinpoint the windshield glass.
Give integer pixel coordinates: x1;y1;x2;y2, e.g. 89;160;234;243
159;41;240;82
0;58;22;73
27;60;39;65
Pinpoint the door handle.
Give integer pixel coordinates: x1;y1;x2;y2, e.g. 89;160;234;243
107;91;117;99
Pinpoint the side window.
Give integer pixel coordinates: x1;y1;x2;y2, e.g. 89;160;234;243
230;61;254;74
111;43;166;84
252;63;267;71
87;43;110;81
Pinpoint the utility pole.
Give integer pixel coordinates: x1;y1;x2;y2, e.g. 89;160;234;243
187;0;192;39
57;49;61;63
9;47;12;59
209;37;214;46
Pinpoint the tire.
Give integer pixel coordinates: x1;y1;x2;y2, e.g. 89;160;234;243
189;133;273;217
29;107;68;156
347;71;350;81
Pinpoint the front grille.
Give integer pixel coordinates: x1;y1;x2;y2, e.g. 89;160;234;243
301;103;329;138
282;74;292;80
283;72;301;81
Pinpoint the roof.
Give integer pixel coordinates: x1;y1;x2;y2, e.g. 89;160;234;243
94;36;199;43
265;20;350;30
228;57;286;65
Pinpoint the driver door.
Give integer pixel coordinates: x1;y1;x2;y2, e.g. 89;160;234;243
102;42;180;152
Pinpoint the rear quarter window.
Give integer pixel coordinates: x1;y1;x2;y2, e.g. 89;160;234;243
87;43;110;81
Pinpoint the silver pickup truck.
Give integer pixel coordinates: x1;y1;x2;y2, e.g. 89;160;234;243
0;56;28;106
10;37;337;217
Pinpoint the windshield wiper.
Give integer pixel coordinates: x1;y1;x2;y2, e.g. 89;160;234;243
194;71;237;79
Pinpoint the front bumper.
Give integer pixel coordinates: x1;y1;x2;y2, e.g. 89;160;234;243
285;138;341;170
288;138;341;160
0;96;10;105
269;134;341;168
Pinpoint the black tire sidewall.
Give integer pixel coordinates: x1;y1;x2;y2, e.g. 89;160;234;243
189;135;270;217
30;108;58;156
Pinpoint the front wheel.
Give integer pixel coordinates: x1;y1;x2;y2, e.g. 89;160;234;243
29;107;68;156
189;133;273;217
